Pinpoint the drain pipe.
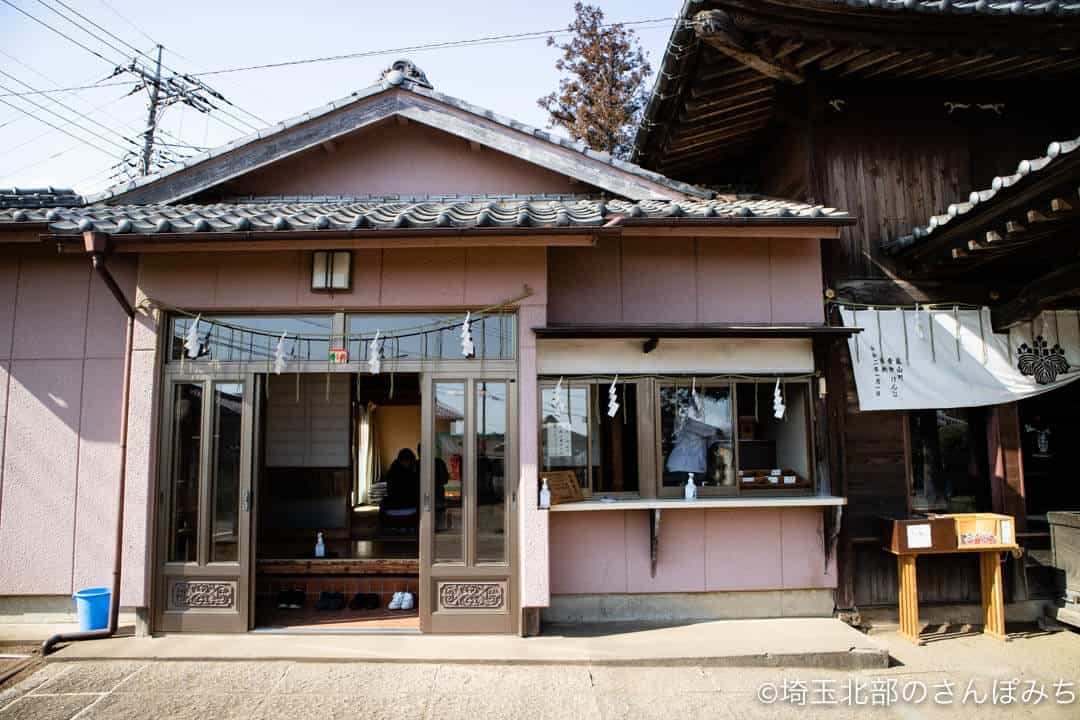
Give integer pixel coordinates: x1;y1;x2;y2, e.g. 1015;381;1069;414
43;232;134;655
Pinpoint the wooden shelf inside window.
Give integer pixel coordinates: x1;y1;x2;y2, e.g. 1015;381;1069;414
548;495;846;511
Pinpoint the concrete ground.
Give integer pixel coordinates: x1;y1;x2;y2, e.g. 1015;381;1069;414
1;624;1078;719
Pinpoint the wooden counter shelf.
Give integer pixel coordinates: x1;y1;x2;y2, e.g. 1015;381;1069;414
881;513;1020;645
257;558;419;575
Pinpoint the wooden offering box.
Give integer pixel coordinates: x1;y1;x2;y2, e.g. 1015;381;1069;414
951;512;1016;550
881;516;958;554
738;469;811;490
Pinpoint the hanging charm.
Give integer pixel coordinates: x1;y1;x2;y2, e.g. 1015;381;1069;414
607;375;620;418
773;378;786;420
551;377;570;428
368;330;383;375
914;303;927;341
460;312;475;358
184;314;204;359
273;332;289;375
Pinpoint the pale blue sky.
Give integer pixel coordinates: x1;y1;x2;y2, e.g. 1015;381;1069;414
0;0;681;192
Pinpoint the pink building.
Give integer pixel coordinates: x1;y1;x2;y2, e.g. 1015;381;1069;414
0;61;852;640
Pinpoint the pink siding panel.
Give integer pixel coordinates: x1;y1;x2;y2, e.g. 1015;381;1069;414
627;509;707;593
696;239;772;324
546;237;622;324
769;239;825;324
379;248;467;307
464;247;547;307
213;251;302;308
547;236;824;326
222;120;579;198
12;256;89;360
548;507;833;595
548;511;627;594
72;358;124;591
704;509;783;591
620;236;697;323
0;359;82;594
138;252;220;309
85;256;136;359
781;508;837;589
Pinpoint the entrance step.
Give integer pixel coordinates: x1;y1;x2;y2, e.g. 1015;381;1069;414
47;618;888;670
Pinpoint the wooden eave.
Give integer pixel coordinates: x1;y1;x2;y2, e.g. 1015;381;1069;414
634;0;1080;174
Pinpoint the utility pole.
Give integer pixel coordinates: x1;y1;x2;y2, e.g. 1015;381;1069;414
140;44;163;176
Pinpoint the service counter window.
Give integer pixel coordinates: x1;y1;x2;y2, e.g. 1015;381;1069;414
541;380;642;496
734;382;814;491
540;376;817;500
658;383;735;496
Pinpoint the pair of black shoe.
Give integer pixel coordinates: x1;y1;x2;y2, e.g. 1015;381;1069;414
349;592;380;610
276;588;305;609
314;591;346;610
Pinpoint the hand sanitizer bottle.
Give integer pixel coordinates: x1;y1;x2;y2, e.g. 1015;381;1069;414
315;532;325;558
539;479;552;509
684;473;697;501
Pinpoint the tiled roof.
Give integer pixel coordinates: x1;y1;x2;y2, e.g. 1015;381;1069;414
0;187;83;209
830;0;1080;16
886;134;1080;253
2;197;851;235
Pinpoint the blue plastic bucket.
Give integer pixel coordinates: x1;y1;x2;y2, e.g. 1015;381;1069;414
72;587;110;631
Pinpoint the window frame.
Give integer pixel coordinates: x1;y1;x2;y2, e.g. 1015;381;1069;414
655;379;738;498
539;375;818;500
538;378;652;499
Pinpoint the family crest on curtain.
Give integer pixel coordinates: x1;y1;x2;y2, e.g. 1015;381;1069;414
839;306;1080;411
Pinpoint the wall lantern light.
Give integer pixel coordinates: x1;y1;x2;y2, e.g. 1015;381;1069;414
312;250;352;291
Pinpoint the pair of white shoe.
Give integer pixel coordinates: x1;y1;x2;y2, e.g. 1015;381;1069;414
388;591;414;610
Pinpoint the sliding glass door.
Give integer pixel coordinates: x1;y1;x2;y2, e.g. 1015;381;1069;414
155;377;254;632
420;373;517;633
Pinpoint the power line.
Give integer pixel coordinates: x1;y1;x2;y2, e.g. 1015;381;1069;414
191;17;677;77
0;88;130;158
30;0;134;63
0;67;140;148
0;91;120;160
0;79;131;97
0;79;135;155
90;0;156;48
39;0;267;128
0;0;124;67
0;16;678;95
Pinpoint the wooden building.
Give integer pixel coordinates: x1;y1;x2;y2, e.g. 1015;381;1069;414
634;0;1080;617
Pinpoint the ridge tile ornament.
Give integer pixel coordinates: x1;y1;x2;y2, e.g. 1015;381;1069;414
1017;336;1070;385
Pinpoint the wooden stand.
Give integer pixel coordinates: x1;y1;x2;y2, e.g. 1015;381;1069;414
892;549;1009;645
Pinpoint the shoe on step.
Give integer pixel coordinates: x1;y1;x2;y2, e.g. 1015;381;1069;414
276;590;291;609
314;591;332;610
289;588;304;609
400;592;414;611
388;591;404;610
328;592;346;611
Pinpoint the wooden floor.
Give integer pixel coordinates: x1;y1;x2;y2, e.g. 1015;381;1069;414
255;606;419;631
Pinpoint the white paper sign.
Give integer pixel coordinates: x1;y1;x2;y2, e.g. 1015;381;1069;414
906;524;933;550
1001;519;1014;545
783;475;797;485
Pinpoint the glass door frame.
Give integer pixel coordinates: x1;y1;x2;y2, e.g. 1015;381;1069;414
420;369;518;634
152;371;255;633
